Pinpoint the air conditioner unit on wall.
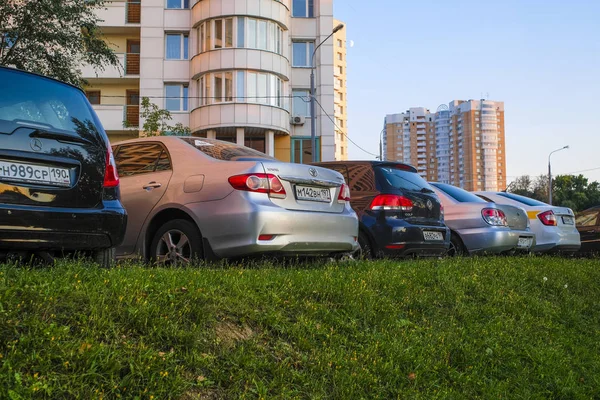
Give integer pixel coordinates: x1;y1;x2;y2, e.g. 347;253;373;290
290;115;305;125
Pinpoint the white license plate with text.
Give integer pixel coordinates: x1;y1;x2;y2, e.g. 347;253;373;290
423;231;443;241
295;185;331;203
517;237;532;248
0;160;70;187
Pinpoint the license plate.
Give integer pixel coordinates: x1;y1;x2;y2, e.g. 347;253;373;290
295;185;331;203
423;231;443;241
517;237;532;248
0;160;70;187
562;216;574;225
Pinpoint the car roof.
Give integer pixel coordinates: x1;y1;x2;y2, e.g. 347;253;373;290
314;160;418;172
0;66;84;93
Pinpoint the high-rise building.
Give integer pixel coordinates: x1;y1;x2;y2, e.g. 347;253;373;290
383;107;438;181
82;0;347;162
383;99;506;191
333;18;348;160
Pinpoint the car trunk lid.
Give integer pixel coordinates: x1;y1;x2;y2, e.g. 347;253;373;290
495;204;529;230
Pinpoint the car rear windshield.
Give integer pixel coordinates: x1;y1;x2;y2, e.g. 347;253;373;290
376;166;434;192
180;138;277;161
431;183;487;203
0;68;97;136
497;192;549;206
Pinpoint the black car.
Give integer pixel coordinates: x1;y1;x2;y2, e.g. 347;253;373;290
312;161;449;258
0;67;127;266
575;206;600;256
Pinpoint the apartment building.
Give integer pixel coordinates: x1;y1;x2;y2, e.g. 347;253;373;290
333;18;348;160
383;99;506;191
82;0;347;162
383;107;437;181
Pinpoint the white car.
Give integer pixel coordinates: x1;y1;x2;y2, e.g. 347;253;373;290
474;191;581;254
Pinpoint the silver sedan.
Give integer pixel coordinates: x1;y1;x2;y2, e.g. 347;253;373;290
429;182;535;255
111;137;359;263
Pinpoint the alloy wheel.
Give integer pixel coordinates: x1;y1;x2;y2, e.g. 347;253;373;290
155;229;191;265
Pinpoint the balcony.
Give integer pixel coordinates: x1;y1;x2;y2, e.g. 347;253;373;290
96;0;141;32
81;53;140;81
93;105;139;131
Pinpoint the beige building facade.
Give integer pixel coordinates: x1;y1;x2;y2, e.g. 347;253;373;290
333;18;348;160
83;0;346;162
383;100;506;191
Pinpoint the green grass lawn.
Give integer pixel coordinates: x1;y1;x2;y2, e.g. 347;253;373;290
1;256;599;399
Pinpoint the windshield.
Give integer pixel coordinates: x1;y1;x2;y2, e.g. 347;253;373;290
180;137;277;161
376;166;433;192
0;68;97;135
498;192;549;207
431;183;487;203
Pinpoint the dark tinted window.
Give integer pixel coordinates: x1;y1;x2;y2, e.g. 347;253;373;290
431;183;487;203
476;194;495;203
0;68;97;135
181;137;276;161
498;192;548;206
377;166;433;192
576;210;599;227
115;143;170;176
348;164;377;191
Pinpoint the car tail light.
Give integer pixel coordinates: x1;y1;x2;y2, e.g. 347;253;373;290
538;210;557;226
482;208;508;226
228;173;286;199
369;194;413;211
103;146;119;188
337;183;351;203
258;234;275;241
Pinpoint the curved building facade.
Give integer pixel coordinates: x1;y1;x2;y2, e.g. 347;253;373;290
84;0;344;162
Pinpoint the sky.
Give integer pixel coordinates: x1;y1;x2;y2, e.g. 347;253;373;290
333;0;600;184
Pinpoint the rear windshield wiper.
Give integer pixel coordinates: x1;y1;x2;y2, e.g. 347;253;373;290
29;129;94;146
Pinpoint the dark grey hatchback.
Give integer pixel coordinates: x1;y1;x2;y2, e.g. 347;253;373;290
0;67;126;266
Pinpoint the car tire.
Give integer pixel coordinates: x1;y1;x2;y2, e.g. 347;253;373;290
94;247;116;268
357;231;374;259
448;233;466;257
150;219;203;265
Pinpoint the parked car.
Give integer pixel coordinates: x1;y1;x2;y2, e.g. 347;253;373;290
474;191;580;254
112;137;358;263
0;66;127;266
311;161;449;258
429;183;535;255
575;206;600;256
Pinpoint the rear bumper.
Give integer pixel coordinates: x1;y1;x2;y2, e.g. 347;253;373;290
532;228;581;253
184;193;359;258
0;201;127;251
457;227;535;255
362;215;450;258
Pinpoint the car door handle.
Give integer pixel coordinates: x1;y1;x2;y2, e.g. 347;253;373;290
143;182;162;190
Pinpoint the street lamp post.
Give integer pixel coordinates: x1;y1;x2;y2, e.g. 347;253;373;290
548;145;569;205
378;128;385;161
310;23;344;162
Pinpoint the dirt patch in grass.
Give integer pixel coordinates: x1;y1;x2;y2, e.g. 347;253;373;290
215;321;255;348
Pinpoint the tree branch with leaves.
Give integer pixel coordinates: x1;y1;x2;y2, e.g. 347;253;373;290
125;97;191;137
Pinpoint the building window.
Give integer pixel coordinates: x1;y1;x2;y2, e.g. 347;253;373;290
292;0;314;18
336;78;343;88
292;89;310;117
198;71;285;108
292;41;314;67
337;39;342;47
291;137;320;163
337;65;343;74
85;91;101;105
166;0;189;9
199;17;283;54
337;52;343;61
165;84;188;111
166;33;189;60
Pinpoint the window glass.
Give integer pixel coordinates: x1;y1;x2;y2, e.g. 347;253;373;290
155;150;172;171
292;90;310;117
214;19;223;48
182;85;188;111
225;72;233;102
247;19;257;48
214;74;223;103
292;0;313;17
257;73;267;104
236;71;245;102
166;34;181;59
497;192;549;206
85;91;101;105
257;20;267;50
183;35;189;59
292;42;313;67
576;210;599;226
165;84;187;111
237;17;245;47
180;137;275;161
225;18;233;48
0;68;97;135
378;166;434;192
115;144;164;176
431;183;486;203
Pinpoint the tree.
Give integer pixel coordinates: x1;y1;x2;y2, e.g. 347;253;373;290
126;97;191;137
0;0;119;86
